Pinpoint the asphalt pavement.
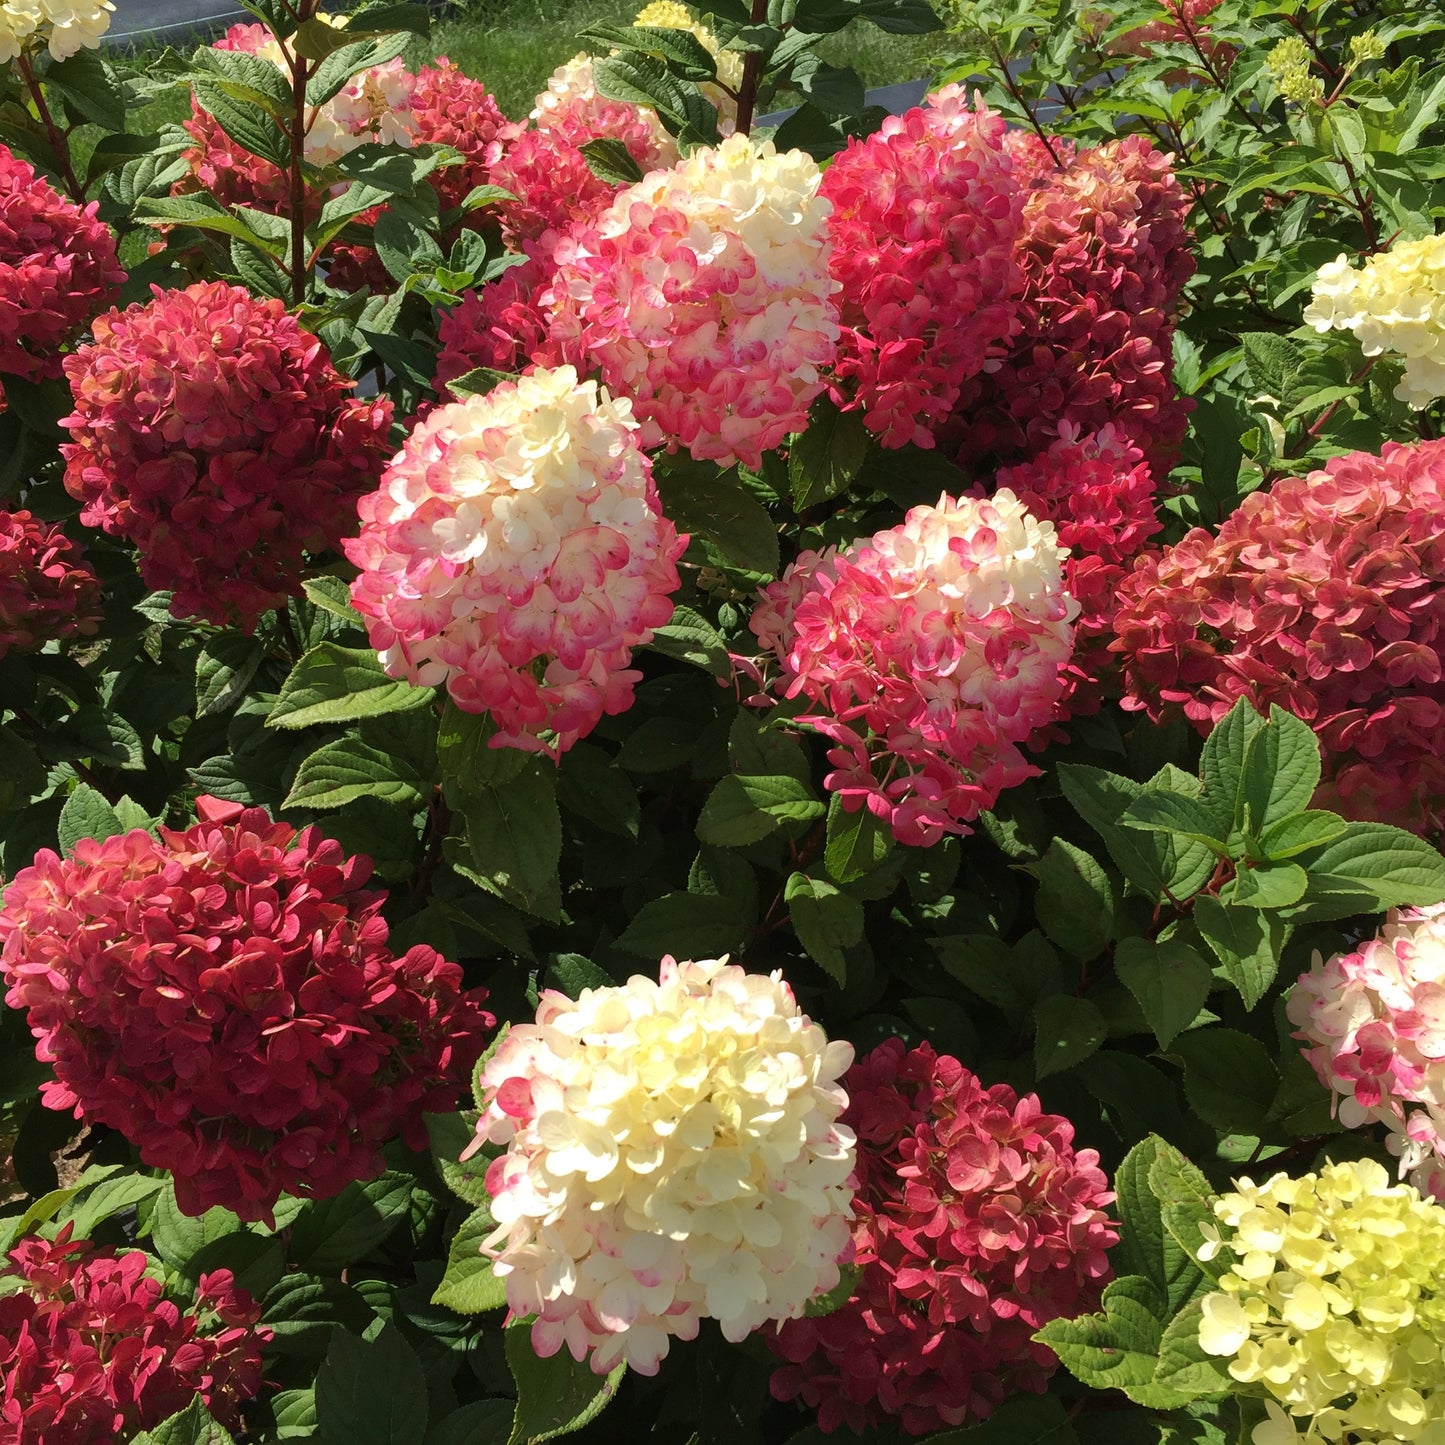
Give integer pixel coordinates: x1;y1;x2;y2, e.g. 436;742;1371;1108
105;0;248;47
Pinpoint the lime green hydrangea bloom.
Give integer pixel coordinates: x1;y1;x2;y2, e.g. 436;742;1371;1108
1198;1158;1445;1445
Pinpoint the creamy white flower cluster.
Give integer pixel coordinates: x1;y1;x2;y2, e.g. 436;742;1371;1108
0;0;113;62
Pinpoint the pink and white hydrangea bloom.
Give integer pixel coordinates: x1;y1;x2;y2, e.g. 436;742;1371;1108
1289;903;1445;1200
344;365;685;755
751;491;1078;846
545;133;840;469
470;957;857;1375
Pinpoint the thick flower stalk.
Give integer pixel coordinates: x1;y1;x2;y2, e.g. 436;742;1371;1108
1304;234;1445;410
60;280;393;629
545;132;840;469
1110;436;1445;831
993;422;1161;719
1289;903;1445;1200
1196;1159;1445;1445
345;365;685;754
0;0;112;61
768;1040;1117;1435
0;144;123;382
750;491;1077;846
820;87;1024;449
0;1229;268;1444
0;796;493;1222
472;956;857;1375
948;133;1195;473
0;508;103;658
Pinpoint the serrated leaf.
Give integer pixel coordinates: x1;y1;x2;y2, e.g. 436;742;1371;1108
1033;994;1106;1079
131;1398;236;1445
285;734;429;810
785;872;862;983
789;395;869;509
615;889;749;958
505;1321;625;1445
289;1172;413;1274
423;1110;492;1207
579;136;646;185
269;643;435;729
1034;1276;1182;1402
1295;822;1445;909
57;784;124;854
305;33;413;103
195;634;266;719
433;1206;507;1314
697;772;823;845
824;793;893;884
1112;1137;1210;1314
1114;938;1212;1049
655;463;778;576
645;604;731;676
1258;810;1348;861
1119;792;1228;852
1192;895;1287;1008
315;1322;427;1445
1199;699;1267;835
1238;706;1322;837
802;1259;863;1316
1152;1300;1232;1400
1168;1028;1279;1134
460;763;562;921
445;366;516;400
1034;839;1114;960
1226;861;1308;909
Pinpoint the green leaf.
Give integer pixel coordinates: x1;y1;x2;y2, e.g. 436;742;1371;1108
824;794;893;884
131;1398;236;1445
1168;1028;1279;1134
427;1402;513;1445
655;463;779;576
591;50;719;143
1240;332;1299;399
1119;792;1227;853
645;604;731;676
269;643;435;729
505;1320;626;1445
1149;1144;1231;1285
924;1396;1078;1445
697;772;823;845
46;50;126;130
1238;706;1322;836
423;1110;491;1207
1295;822;1445;909
1199;699;1266;834
193;78;290;168
557;742;640;839
460;763;563;921
786;872;863;983
135;193;286;257
305;33;413;102
438;702;528;790
1152;1300;1232;1400
57;784;124;854
289;1172;413;1274
196;635;267;718
1258;810;1348;861
315;1322;428;1445
1034;1276;1181;1403
1112;1137;1209;1314
1226;862;1308;909
432;1206;507;1314
446;367;517;400
1034;839;1114;960
789;395;870;510
1114;938;1212;1049
614;889;749;958
579;136;645;185
60;1172;165;1239
145;1184;250;1271
802;1259;863;1317
1192;895;1288;1008
581;20;718;76
285;734;429;811
1033;994;1106;1079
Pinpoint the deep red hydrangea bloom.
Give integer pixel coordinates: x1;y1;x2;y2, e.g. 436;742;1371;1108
0;144;123;383
59;281;393;629
0;1227;267;1444
1110;436;1445;831
992;423;1162;718
0;796;494;1222
767;1039;1117;1435
947;133;1195;475
820;86;1024;450
435;249;555;388
0;509;103;658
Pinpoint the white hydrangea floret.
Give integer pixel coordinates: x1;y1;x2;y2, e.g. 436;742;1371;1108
469;956;857;1375
0;0;113;62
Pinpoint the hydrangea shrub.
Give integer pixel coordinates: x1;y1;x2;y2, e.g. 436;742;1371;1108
0;0;1440;1443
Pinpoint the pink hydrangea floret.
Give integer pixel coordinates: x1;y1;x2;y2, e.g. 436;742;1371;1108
751;491;1078;846
0;509;103;658
1110;436;1445;831
0;796;494;1222
767;1039;1118;1435
1290;903;1445;1201
345;364;686;755
820;86;1024;449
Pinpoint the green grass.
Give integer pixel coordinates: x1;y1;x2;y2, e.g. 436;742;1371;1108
111;0;936;123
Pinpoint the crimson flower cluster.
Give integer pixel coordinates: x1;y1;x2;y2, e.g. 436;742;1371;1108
0;144;123;383
0;509;102;659
59;280;393;629
819;86;1024;450
0;1228;267;1444
767;1040;1118;1435
0;796;493;1222
947;133;1195;474
1111;436;1445;831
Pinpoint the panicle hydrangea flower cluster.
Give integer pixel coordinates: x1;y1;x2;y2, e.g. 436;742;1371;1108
750;490;1078;846
948;133;1195;474
435;253;555;386
0;144;123;382
1109;0;1234;74
1110;435;1445;831
345;365;685;754
1196;1158;1445;1445
0;796;493;1222
0;1228;267;1444
0;0;112;62
472;956;857;1376
767;1039;1118;1436
545;133;840;469
992;422;1161;718
1304;235;1445;411
1289;904;1445;1201
819;87;1024;450
60;280;393;630
0;508;102;658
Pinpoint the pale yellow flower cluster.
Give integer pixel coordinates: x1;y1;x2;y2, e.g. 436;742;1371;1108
1197;1158;1445;1445
0;0;113;62
634;0;746;95
473;957;857;1376
1303;234;1445;410
1264;36;1322;104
